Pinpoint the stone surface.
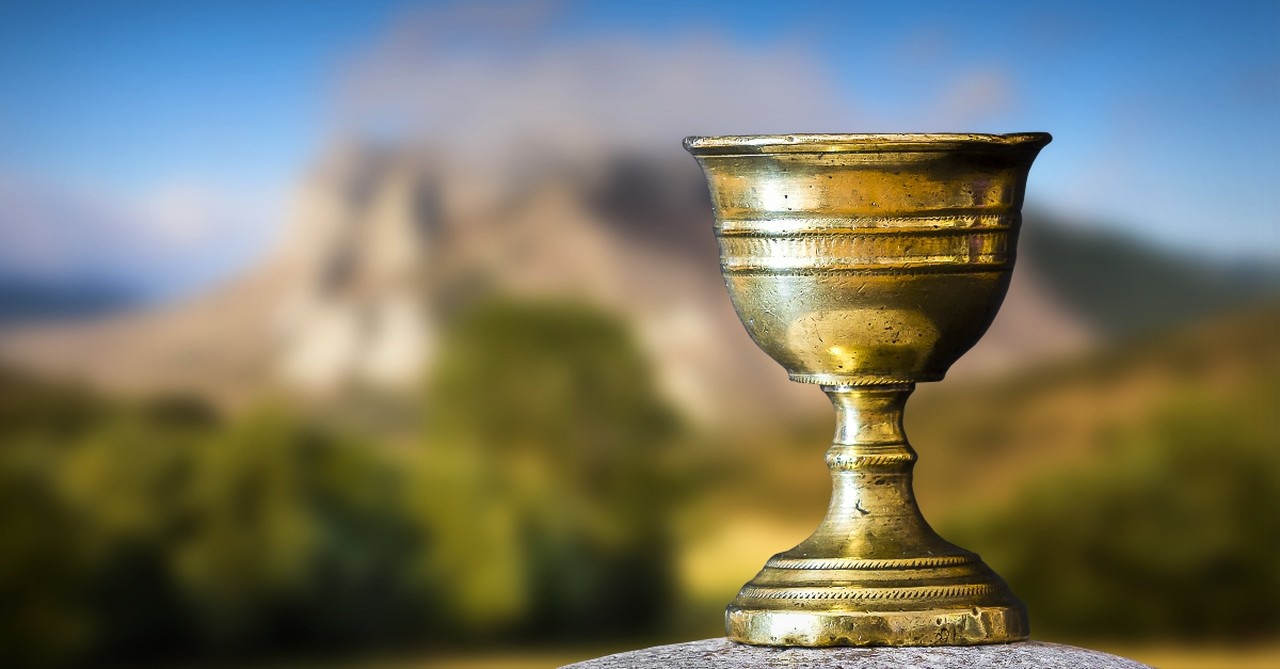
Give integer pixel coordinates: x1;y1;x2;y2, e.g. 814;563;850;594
561;638;1152;669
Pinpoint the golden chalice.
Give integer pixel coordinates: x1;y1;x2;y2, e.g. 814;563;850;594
685;133;1052;647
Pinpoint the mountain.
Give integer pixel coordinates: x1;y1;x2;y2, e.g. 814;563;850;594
0;145;1271;425
1020;216;1280;337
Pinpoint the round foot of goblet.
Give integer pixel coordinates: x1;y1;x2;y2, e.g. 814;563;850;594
723;385;1031;647
728;598;1028;647
725;551;1028;646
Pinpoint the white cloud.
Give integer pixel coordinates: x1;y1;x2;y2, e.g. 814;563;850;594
330;3;1035;166
138;182;254;247
0;173;277;296
333;12;863;162
929;68;1019;129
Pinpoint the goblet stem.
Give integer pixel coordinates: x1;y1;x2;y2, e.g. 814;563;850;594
819;384;930;548
724;383;1028;646
788;384;954;561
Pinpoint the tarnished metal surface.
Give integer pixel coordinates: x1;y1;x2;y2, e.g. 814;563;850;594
685;132;1051;647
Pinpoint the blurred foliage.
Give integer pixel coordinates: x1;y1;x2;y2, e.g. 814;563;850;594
0;386;422;666
2;300;1277;665
414;297;683;640
948;377;1280;640
0;298;684;666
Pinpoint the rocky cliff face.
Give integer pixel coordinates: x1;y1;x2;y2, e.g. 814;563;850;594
0;144;1095;424
273;147;438;392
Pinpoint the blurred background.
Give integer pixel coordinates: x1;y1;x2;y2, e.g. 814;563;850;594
0;1;1277;667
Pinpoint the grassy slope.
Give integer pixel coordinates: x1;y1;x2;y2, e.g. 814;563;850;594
677;304;1280;641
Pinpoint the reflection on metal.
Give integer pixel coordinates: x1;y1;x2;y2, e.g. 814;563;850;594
685;133;1051;647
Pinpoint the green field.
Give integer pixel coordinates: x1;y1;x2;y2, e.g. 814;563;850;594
2;301;1276;666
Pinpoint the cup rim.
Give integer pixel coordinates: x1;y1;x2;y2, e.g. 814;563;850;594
683;132;1052;155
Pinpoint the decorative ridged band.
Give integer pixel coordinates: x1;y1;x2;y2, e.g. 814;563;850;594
716;213;1018;236
790;373;941;385
765;555;976;570
725;264;1012;276
719;231;1010;273
825;451;916;468
737;583;998;601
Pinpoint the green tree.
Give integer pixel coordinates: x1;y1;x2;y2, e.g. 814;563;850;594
414;298;683;640
0;377;426;665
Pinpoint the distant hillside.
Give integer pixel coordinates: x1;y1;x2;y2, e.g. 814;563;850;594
910;302;1280;510
0;147;1274;423
682;303;1280;640
1020;213;1280;337
691;302;1279;518
920;303;1280;640
0;275;137;326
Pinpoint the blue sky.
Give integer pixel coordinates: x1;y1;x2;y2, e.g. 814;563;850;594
0;0;1276;297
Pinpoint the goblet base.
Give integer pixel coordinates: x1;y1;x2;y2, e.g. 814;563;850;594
732;560;1029;649
728;606;1028;647
723;385;1030;647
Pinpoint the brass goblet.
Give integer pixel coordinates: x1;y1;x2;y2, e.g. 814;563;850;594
685;133;1051;647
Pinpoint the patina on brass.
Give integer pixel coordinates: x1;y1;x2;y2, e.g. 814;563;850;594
684;132;1052;647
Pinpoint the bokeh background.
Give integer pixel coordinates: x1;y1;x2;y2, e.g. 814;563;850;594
1;1;1277;667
